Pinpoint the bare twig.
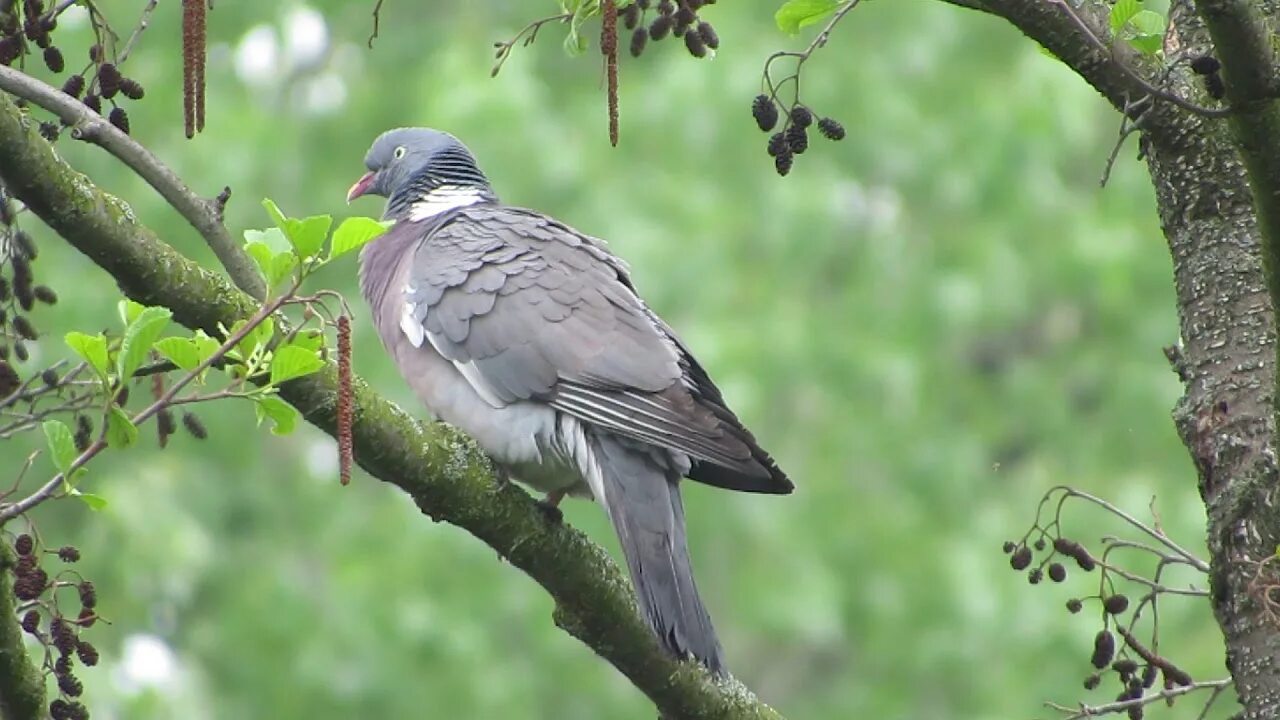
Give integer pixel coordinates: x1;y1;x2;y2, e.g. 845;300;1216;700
1046;678;1232;719
1048;0;1231;118
0;65;265;300
762;0;860;106
118;0;161;63
368;0;385;48
1048;486;1209;572
0;295;289;522
490;13;572;77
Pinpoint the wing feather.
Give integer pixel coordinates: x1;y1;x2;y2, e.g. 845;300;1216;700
401;205;789;490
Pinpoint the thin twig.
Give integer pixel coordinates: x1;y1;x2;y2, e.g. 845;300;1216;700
1046;678;1232;719
117;0;161;64
491;13;572;77
1048;0;1231;118
0;65;265;300
368;0;384;48
1051;486;1209;572
0;295;288;522
762;0;860;105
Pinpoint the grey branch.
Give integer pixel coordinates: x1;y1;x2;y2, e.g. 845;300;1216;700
0;65;266;301
0;91;782;720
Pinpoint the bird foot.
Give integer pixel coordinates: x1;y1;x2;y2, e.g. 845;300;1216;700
535;490;566;524
493;465;513;490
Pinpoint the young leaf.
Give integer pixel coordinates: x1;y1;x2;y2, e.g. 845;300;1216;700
74;492;109;511
1125;10;1165;55
564;0;599;55
291;329;326;353
153;336;201;372
105;406;138;449
117;299;146;326
262;198;289;233
117;306;173;380
244;236;297;288
255;395;300;435
329;217;390;260
42;419;77;475
775;0;840;35
245;227;291;253
192;330;221;366
289;215;333;260
1109;0;1140;33
64;331;110;377
270;345;326;385
270;252;299;288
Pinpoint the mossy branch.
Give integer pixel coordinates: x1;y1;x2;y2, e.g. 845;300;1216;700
0;92;781;720
0;544;45;720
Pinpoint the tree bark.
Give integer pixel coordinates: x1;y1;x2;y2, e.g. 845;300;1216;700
937;0;1280;716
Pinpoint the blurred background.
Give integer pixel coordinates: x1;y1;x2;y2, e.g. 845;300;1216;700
1;0;1231;718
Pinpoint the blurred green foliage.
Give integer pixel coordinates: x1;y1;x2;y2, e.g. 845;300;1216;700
0;1;1234;718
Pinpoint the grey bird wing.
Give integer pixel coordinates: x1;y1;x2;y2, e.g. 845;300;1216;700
402;205;790;492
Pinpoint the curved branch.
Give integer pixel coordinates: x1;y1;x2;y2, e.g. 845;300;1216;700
937;0;1219;145
0;92;782;720
0;65;265;301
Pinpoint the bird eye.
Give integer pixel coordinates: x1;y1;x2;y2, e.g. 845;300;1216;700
393;146;406;160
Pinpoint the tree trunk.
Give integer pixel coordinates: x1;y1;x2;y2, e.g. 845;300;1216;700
940;0;1280;714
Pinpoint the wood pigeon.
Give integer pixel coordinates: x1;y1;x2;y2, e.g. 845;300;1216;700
347;128;792;675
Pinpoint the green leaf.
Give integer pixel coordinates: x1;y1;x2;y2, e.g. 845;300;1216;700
262;198;289;233
105;405;138;449
65;331;110;377
117;306;172;380
329;217;390;260
290;329;326;354
74;492;108;511
245;227;291;253
117;299;146;326
230;316;276;361
288;215;332;260
1109;0;1140;33
563;0;599;55
153;337;201;372
244;233;298;288
192;330;220;366
255;395;300;435
775;0;840;35
270;345;326;385
42;420;77;475
1125;10;1165;56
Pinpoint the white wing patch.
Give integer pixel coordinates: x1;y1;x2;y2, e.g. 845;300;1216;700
418;326;508;409
407;185;486;220
399;301;425;347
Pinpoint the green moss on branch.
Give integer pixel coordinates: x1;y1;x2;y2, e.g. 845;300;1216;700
0;544;45;720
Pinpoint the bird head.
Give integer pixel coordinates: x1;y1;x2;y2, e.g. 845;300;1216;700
346;128;492;217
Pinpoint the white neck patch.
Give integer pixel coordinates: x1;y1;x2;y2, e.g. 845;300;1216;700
407;185;486;221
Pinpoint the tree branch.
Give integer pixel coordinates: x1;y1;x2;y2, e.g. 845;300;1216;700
0;92;782;720
936;0;1216;146
0;65;265;301
0;543;45;720
1194;0;1280;422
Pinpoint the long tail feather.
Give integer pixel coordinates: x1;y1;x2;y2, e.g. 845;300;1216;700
590;432;725;675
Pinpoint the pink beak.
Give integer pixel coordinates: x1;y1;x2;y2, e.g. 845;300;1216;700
346;171;376;204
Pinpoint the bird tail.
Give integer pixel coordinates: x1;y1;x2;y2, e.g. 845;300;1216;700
589;432;725;675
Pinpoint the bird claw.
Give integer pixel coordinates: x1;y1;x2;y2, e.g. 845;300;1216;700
536;490;566;524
